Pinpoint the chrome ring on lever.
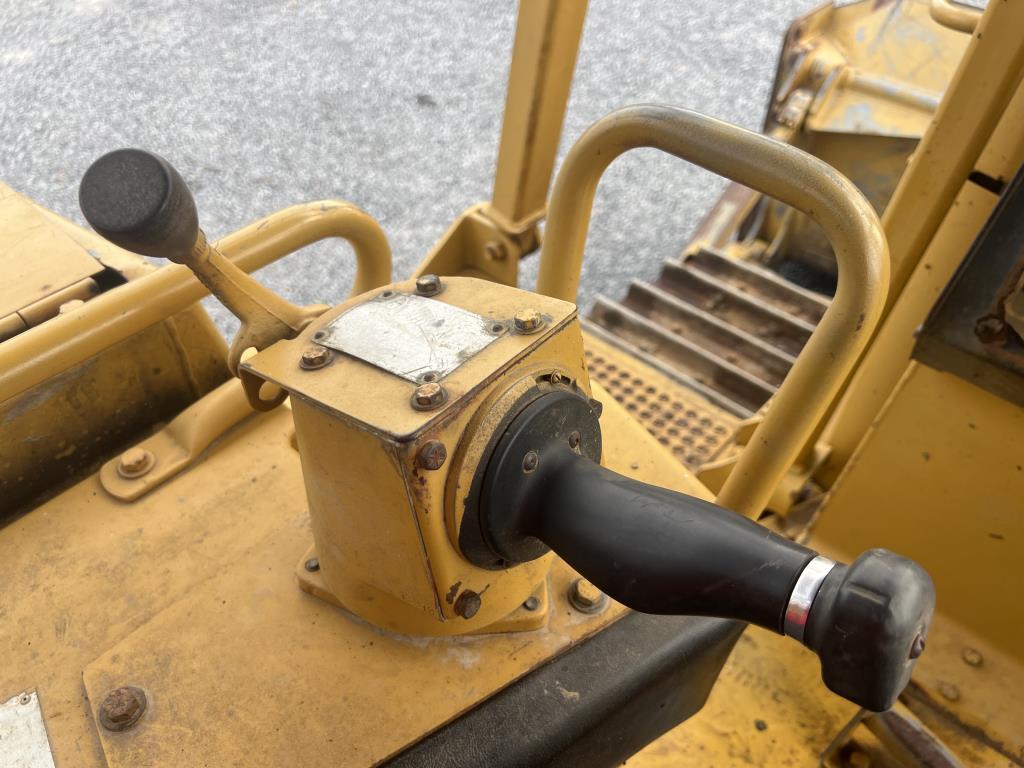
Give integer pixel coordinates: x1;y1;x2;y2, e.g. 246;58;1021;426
784;555;836;643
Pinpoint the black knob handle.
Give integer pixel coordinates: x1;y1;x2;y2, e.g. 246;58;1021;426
468;389;935;711
79;148;199;263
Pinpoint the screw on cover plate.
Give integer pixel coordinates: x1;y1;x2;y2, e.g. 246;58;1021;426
117;448;154;479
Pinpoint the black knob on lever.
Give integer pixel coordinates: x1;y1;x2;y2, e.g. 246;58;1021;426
79;148;199;263
78;149;325;378
467;389;935;712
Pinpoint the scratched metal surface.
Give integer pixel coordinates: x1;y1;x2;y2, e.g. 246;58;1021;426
0;0;813;335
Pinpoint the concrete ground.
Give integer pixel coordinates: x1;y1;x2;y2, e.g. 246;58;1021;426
1;0;813;336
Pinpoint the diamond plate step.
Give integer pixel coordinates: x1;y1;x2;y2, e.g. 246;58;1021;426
588;247;830;417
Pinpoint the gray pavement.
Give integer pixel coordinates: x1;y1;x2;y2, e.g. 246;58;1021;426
1;0;813;336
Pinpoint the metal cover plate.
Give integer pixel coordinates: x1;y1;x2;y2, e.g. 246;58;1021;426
0;691;56;768
317;292;499;382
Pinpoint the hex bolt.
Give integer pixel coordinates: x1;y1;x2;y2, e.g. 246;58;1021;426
961;647;983;667
98;686;147;732
117;447;155;479
299;346;332;370
975;316;1007;343
453;590;482;619
569;577;608;614
513;308;544;334
937;681;960;702
484;241;507;261
522;451;540;473
909;633;926;660
417;440;448;470
415;274;442;297
522;595;541;612
18;693;30;706
304;557;320;573
411;382;447;411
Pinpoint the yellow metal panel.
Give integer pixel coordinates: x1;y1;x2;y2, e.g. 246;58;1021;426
822;179;999;482
817;363;1024;661
0;183;103;320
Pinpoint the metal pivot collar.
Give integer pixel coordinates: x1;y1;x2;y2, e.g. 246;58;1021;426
536;105;889;518
784;555;836;643
79;149;329;375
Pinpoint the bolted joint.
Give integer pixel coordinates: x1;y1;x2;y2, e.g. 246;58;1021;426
417;440;448;470
513;308;545;334
415;274;443;297
453;590;482;619
411;382;448;411
117;448;155;479
299;345;333;370
98;686;147;732
568;577;607;614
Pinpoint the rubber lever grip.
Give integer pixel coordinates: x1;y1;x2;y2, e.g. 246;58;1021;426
477;391;934;711
79;148;199;263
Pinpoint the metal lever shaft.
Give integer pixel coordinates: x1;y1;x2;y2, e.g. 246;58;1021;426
79;148;325;372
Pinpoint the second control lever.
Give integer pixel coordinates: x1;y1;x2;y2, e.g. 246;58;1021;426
79;149;326;373
465;387;935;712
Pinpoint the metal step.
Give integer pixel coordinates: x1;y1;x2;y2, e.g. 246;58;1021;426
686;248;829;325
588;246;831;417
590;297;776;414
621;281;795;387
653;261;814;357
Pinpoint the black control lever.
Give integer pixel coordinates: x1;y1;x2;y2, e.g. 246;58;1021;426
468;389;934;712
79;148;324;374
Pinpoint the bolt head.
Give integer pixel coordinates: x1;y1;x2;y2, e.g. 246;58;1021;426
522;595;541;612
975;315;1007;343
117;448;155;479
909;633;927;660
99;686;147;732
453;590;482;619
937;681;960;702
299;345;332;370
304;557;320;572
484;241;507;261
513;309;544;334
569;578;607;614
415;274;442;296
417;440;448;470
961;647;983;667
522;451;539;473
411;382;447;410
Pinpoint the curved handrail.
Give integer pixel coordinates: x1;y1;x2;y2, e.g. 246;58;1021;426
929;0;980;33
0;201;391;404
536;105;889;518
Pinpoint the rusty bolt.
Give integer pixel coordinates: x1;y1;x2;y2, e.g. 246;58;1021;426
484;241;507;262
98;686;147;732
975;316;1007;343
417;440;448;470
961;647;983;667
415;274;442;297
117;447;155;479
513;308;544;334
304;557;320;572
523;595;541;611
411;382;447;411
909;633;926;660
937;681;960;702
569;578;607;614
522;451;539;473
453;590;482;619
299;346;332;370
